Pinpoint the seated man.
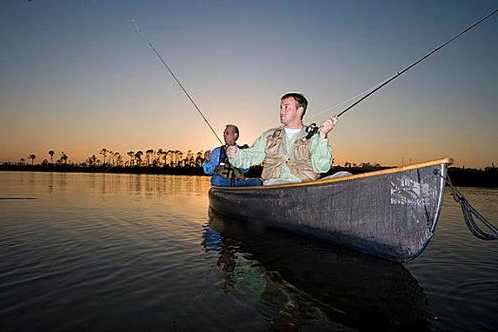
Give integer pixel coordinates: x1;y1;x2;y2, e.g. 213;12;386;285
203;124;262;187
226;93;337;185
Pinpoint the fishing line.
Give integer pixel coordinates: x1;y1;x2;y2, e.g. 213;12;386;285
131;19;223;145
306;79;383;123
309;9;498;124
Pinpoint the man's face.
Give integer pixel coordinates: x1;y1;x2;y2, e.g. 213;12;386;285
280;97;302;126
224;126;238;146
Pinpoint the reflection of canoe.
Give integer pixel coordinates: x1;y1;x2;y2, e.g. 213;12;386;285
209;158;452;262
207;210;433;331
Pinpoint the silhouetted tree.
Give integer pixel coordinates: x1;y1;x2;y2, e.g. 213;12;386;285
28;154;36;165
135;151;143;166
60;152;68;165
175;150;183;167
164;150;174;166
145;149;154;166
48;150;55;163
107;150;114;165
127;151;134;166
87;154;97;166
185;150;194;166
156;148;164;166
195;151;204;167
115;153;123;166
100;148;108;165
113;152;121;166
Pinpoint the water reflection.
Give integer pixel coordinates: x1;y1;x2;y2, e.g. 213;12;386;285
12;172;211;200
205;209;434;331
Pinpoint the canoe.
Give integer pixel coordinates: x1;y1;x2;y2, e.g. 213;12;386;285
209;158;452;262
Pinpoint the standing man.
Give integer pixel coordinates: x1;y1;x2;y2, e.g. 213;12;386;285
226;93;337;185
203;124;263;187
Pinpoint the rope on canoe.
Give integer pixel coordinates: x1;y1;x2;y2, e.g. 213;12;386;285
439;171;498;240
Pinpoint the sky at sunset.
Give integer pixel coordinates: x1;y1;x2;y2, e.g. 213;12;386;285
1;0;497;168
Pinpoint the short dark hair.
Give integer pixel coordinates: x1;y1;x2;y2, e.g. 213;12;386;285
225;124;239;137
281;92;308;118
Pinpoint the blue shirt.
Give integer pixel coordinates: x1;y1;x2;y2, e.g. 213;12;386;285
203;146;249;175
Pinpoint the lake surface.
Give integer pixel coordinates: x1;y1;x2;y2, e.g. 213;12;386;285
1;171;497;331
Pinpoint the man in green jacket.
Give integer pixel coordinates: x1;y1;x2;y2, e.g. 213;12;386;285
226;92;337;185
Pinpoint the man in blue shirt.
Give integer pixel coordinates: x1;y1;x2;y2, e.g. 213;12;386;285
203;125;262;187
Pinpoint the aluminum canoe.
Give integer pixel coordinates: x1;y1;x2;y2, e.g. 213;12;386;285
209;158;452;262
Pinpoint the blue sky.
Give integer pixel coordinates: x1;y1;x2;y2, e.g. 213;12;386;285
1;0;497;167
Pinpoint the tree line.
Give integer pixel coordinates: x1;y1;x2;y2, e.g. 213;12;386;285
17;148;206;168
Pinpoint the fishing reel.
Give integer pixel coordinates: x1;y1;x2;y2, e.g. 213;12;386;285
305;123;319;140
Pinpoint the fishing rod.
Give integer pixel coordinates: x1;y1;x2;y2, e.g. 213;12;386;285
310;8;498;123
131;19;224;145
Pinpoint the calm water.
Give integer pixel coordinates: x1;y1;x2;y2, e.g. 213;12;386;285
0;171;497;332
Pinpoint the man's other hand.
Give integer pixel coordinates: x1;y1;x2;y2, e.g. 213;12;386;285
226;145;239;158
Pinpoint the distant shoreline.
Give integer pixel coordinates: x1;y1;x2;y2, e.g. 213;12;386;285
1;164;496;188
0;164;206;176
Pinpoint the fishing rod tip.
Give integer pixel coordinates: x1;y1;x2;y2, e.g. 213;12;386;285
130;19;142;34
